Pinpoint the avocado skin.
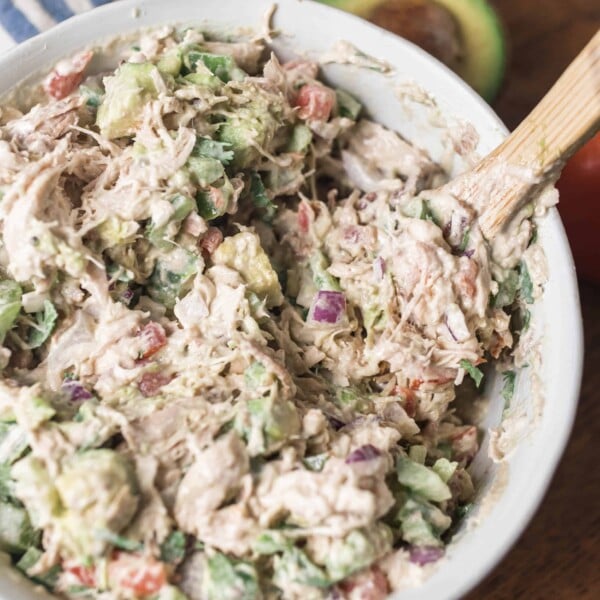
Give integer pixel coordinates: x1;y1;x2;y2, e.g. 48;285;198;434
317;0;506;102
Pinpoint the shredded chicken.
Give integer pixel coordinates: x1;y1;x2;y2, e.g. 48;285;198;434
0;25;549;600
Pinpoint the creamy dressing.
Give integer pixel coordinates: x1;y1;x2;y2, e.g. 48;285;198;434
0;24;552;600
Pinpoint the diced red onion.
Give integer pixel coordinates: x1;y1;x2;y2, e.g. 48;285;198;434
120;287;135;305
373;257;386;281
62;380;93;402
325;414;346;431
444;315;458;342
408;545;445;566
346;444;381;464
308;291;346;325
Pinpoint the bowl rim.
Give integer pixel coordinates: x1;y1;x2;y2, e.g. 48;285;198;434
0;1;584;599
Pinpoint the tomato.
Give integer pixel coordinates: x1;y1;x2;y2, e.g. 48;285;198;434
337;566;389;600
65;563;96;588
108;552;167;597
556;132;600;283
199;226;224;257
43;51;93;100
136;322;167;361
294;84;335;121
298;200;311;234
138;371;173;397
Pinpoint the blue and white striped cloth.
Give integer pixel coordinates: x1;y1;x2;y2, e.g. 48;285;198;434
0;0;112;52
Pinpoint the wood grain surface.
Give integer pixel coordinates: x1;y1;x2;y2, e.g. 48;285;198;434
465;1;600;598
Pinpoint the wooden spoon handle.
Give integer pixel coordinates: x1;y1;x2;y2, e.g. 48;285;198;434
474;30;600;239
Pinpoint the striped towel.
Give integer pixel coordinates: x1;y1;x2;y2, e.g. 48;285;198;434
0;0;112;52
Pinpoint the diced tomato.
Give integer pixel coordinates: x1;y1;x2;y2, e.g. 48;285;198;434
199;226;224;257
138;372;173;397
294;84;335;121
66;563;96;588
409;378;424;391
298;201;311;234
394;386;417;418
44;51;93;100
337;566;389;600
136;322;167;361
108;552;167;597
409;376;453;391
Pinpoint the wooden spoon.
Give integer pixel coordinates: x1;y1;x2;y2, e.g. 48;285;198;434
446;30;600;240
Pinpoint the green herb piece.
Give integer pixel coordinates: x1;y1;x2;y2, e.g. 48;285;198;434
419;199;438;224
244;362;268;389
0;279;22;344
253;530;289;555
160;530;187;563
98;530;142;552
274;546;331;588
458;228;471;253
193;137;234;166
501;370;516;407
28;300;58;349
492;269;519;308
519;261;534;304
203;552;260;600
460;359;484;388
250;172;277;222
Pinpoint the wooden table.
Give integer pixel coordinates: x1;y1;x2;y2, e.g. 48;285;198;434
466;2;600;598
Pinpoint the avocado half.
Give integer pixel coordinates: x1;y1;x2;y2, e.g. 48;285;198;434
318;0;506;102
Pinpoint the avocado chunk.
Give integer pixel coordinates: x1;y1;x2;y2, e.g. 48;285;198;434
54;449;139;557
319;0;506;101
212;232;283;308
97;62;161;139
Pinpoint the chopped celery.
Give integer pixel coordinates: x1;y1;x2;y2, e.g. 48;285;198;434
309;251;341;292
185;52;246;83
396;456;452;502
16;547;61;589
186;156;225;188
147;248;199;309
0;422;28;465
0;501;40;554
431;458;458;483
336;88;362;120
286;124;312;153
157;48;183;76
324;524;392;582
203;552;260;600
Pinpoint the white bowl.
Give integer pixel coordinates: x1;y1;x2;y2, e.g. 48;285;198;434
0;1;583;598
